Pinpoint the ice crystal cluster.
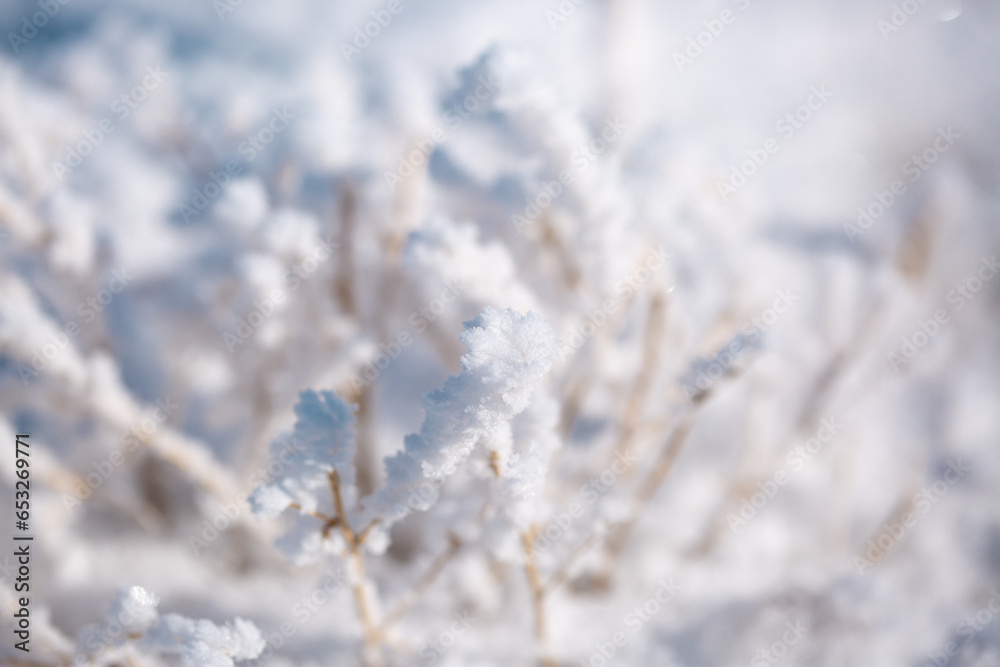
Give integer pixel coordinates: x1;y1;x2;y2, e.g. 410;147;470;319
1;1;999;666
73;586;265;667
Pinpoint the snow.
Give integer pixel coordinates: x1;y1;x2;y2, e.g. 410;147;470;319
249;390;357;520
146;614;266;667
364;306;560;526
0;1;998;665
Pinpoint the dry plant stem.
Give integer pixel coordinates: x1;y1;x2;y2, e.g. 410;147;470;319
381;499;499;637
389;141;424;254
557;310;611;440
522;528;557;667
557;245;660;443
686;389;765;557
86;393;278;545
695;296;887;557
855;475;925;573
426;316;470;371
329;470;384;666
605;0;637;123
351;170;426;491
379;533;463;634
895;210;936;284
288;502;341;537
544;530;604;593
334;181;358;317
243;355;279;478
796;294;885;435
331;182;378;493
539;213;582;291
490;458;555;666
612;291;667;468
27;438;163;531
558;283;640;441
601;395;707;573
558;365;595;441
91;398;241;501
354;383;378;495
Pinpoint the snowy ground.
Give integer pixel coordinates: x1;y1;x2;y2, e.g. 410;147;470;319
1;0;999;666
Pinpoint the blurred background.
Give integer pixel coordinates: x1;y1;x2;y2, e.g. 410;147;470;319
1;0;999;665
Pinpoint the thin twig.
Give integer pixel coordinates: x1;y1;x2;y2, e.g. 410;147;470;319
522;527;557;667
334;181;357;317
379;533;463;634
612;291;668;469
691;293;887;558
595;394;709;586
329;470;384;667
544;531;605;594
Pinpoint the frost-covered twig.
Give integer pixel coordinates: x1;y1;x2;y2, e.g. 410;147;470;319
362;307;560;527
70;586;265;667
251;307;559;664
329;469;384;666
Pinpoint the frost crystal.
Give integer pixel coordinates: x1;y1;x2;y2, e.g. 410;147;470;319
403;218;539;313
109;586;160;636
86;587;265;667
365;306;560;525
146;614;266;667
249;390;357;519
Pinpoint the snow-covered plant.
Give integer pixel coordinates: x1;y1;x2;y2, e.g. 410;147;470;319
75;586;265;667
249;306;559;664
364;306;560;525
